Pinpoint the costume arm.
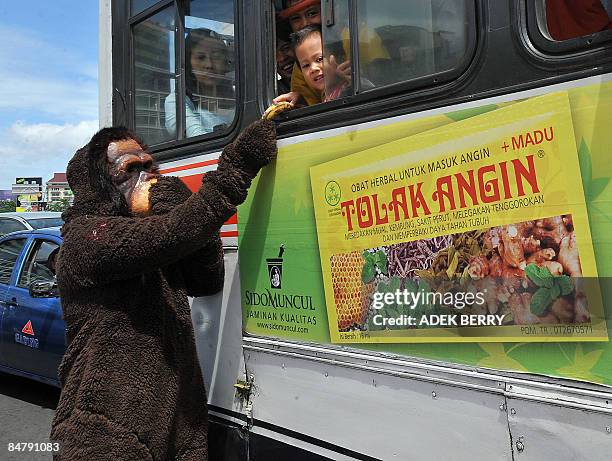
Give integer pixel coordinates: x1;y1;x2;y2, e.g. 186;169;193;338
59;120;276;288
149;175;224;297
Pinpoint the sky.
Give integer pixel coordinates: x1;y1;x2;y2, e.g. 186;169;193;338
0;0;99;190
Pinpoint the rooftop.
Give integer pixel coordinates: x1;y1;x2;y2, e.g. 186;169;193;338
47;173;68;184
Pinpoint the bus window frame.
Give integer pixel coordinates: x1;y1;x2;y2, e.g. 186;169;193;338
521;0;612;61
117;0;242;155
269;0;479;128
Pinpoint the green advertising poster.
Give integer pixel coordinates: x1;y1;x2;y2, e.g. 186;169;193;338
238;81;612;385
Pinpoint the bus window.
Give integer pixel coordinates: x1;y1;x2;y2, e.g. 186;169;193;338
133;7;176;145
130;0;236;146
131;0;159;16
274;0;473;109
321;0;354;100
350;0;470;89
177;0;236;139
540;0;612;41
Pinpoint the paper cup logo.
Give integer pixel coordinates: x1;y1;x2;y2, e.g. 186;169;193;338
325;181;341;206
266;245;285;289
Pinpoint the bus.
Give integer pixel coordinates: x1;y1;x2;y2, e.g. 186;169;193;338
100;1;612;459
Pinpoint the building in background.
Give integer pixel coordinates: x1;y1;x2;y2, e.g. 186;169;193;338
0;190;14;201
11;177;44;211
46;173;73;205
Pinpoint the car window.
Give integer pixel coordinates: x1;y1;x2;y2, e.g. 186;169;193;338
0;218;28;236
0;238;27;285
18;240;60;288
25;217;64;229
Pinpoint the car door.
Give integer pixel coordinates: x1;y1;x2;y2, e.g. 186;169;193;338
0;236;29;367
2;236;64;380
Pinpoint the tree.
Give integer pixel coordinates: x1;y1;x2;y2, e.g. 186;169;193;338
0;200;17;212
47;199;71;212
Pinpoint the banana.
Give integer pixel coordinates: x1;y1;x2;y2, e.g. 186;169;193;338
262;101;293;120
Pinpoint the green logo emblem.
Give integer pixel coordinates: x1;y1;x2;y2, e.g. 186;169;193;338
324;181;341;206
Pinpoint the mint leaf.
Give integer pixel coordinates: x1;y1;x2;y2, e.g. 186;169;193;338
550;283;561;299
363;251;376;265
417;279;430;293
525;263;553;288
367;277;404;331
556;275;574;296
404;279;418;292
361;262;375;283
530;287;553;315
376;250;388;275
389;276;401;292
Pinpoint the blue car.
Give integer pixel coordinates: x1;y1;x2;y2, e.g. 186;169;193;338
0;227;65;387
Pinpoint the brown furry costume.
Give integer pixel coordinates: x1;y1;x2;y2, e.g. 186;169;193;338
50;120;277;460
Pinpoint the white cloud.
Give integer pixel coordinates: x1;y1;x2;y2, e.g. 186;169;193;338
0;23;98;121
0;22;100;190
0;120;99;189
0;74;98;120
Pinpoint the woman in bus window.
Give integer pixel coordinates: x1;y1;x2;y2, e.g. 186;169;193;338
165;28;235;138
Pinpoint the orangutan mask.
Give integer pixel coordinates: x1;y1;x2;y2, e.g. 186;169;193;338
106;139;160;216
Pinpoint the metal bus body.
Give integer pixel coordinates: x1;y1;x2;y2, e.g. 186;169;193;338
101;1;612;459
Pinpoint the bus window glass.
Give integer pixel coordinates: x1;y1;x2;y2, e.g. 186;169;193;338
355;0;469;89
275;20;295;96
177;0;236;138
133;6;176;145
541;0;612;41
322;0;356;101
131;0;159;16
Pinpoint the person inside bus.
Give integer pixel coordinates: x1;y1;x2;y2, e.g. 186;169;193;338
296;25;376;102
164;28;235;137
273;0;324;106
276;20;296;95
545;0;612;41
49;119;277;459
291;25;355;102
272;0;384;107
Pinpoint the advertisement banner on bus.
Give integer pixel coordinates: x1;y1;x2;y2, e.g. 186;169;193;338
309;92;606;343
238;80;612;385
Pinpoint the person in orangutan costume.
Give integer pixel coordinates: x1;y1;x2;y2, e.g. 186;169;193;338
49;120;277;460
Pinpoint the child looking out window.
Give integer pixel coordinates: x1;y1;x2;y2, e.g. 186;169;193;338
291;25;352;103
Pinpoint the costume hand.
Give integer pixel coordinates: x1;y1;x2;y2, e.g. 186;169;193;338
218;119;277;178
273;92;300;106
329;55;352;85
208;120;277;206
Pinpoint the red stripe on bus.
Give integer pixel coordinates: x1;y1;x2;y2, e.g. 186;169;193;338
160;158;218;175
